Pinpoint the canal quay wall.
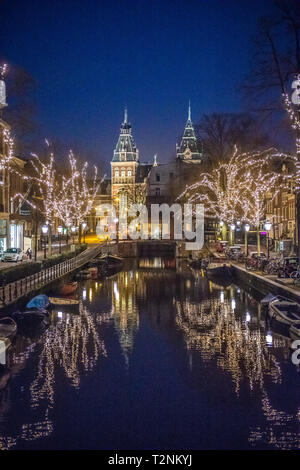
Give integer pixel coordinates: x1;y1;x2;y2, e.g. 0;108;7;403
0;245;102;311
230;263;300;302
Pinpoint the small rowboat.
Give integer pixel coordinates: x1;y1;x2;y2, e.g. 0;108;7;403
76;269;91;280
97;255;123;267
268;298;300;326
58;282;78;296
290;321;300;340
49;297;81;313
49;297;79;306
12;309;49;324
0;317;17;341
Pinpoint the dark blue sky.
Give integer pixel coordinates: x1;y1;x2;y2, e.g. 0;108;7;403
1;0;275;169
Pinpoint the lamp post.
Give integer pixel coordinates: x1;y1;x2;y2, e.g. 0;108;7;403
244;224;250;257
41;224;48;259
82;222;87;244
219;221;224;241
114;217;119;243
230;223;235;246
71;226;76;245
264;221;272;259
58;225;63;254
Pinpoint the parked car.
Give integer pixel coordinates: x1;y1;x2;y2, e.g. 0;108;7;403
226;245;242;258
1;248;25;263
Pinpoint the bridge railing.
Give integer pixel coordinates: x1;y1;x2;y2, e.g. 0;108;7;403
0;244;102;308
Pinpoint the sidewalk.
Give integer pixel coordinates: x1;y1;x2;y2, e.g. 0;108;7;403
0;242;85;271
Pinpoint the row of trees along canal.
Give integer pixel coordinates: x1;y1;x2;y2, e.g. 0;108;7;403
178;1;300;256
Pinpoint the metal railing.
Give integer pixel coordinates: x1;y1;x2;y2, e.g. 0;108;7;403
0;245;102;308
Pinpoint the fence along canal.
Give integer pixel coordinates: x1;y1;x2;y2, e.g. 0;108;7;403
0;245;102;308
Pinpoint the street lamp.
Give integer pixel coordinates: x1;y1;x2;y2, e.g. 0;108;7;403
114;217;119;243
58;225;63;254
230;223;235;246
41;224;48;259
264;221;272;259
71;225;76;244
82;222;87;244
244;223;250;257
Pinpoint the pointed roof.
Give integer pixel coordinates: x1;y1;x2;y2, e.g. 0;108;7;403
112;108;139;162
176;103;202;162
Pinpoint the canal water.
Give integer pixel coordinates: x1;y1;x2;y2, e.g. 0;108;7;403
0;257;300;450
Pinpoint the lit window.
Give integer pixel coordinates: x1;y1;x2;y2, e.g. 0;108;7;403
121;170;125;177
115;170;119;177
128;170;132;177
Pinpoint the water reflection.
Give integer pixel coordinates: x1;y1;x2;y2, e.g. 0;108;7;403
0;306;110;449
0;258;299;449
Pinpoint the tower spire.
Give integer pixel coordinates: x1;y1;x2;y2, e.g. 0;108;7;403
176;101;202;162
124;106;128;124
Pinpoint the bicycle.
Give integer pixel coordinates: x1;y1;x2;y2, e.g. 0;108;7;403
290;266;300;285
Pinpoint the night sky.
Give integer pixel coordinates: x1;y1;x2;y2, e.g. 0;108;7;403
1;0;275;170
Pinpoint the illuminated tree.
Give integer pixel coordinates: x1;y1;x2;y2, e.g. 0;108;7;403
178;147;284;251
54;151;101;241
117;182;146;205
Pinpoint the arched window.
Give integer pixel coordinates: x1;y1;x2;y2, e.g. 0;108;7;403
128;170;132;177
121;170;126;177
115;169;119;178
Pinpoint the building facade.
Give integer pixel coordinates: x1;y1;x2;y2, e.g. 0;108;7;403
111;109;140;202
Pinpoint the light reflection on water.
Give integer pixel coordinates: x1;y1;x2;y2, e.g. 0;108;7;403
0;257;300;449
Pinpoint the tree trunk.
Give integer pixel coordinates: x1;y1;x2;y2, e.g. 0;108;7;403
78;224;82;245
48;225;52;256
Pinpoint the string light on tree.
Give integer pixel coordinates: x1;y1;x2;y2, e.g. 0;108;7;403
0;63;7;109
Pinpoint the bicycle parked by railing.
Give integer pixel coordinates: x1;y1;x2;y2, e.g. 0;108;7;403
262;257;281;275
290;266;300;285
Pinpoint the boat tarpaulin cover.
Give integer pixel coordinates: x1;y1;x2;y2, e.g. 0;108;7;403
26;294;50;310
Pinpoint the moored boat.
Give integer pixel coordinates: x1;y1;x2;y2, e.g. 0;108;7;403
12;308;49;324
26;294;51;310
0;317;17;341
49;297;81;313
49;297;79;306
268;298;300;326
290;321;300;340
58;281;78;296
97;254;123;267
76;269;91;280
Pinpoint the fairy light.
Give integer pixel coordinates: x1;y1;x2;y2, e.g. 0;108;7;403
53;150;102;228
13;147;102;229
178;147;283;229
0;63;7;108
1;127;14;170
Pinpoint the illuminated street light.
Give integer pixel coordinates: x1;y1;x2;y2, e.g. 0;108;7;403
82;222;87;244
58;226;63;253
230;223;235;245
264;221;272;259
244;223;250;257
41;224;48;259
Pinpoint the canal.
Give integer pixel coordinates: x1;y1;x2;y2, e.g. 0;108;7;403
0;257;300;450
